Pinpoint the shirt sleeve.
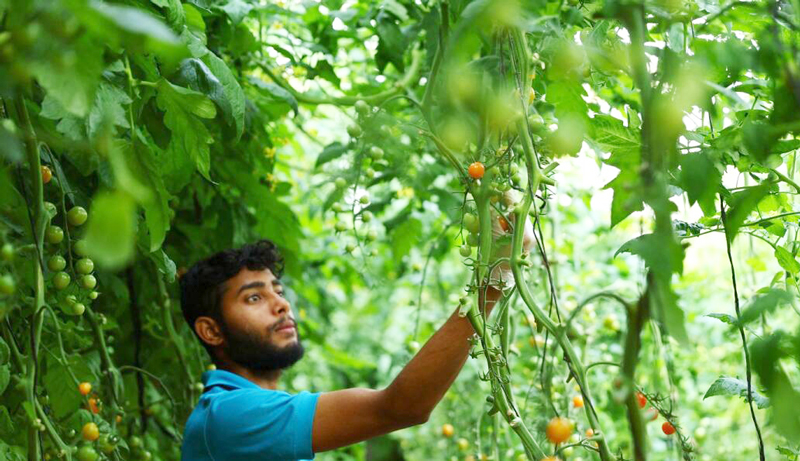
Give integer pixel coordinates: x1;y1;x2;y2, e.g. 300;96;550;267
205;389;320;460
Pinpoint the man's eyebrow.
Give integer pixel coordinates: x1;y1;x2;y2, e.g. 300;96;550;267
235;279;282;295
236;281;265;295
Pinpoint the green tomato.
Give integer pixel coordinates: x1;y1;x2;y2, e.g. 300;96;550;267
65;295;77;306
334;178;347;189
527;114;545;133
73;240;88;257
359;195;369;204
98;435;116;455
1;243;14;262
463;213;480;234
467;232;479;247
459;245;472;257
0;274;15;295
43;201;57;217
45;226;64;244
346;124;363;138
89;291;99;300
366;230;378;242
345;243;357;253
335;221;348;232
129;436;143;449
76;445;98;461
67;206;88;227
369;146;384;160
354;100;370;117
331;203;344;213
71;303;86;316
365;168;375;179
80;274;97;290
361;211;373;222
53;272;71;290
47;255;66;272
76;258;94;275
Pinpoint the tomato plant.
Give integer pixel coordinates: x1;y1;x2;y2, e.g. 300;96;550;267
2;0;800;460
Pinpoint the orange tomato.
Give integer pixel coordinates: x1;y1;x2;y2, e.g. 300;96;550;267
545;417;572;444
41;166;52;184
82;422;99;441
78;382;92;396
572;395;584;408
441;423;454;438
468;162;485;179
88;398;99;414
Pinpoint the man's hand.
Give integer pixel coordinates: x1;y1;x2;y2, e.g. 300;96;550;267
489;190;536;291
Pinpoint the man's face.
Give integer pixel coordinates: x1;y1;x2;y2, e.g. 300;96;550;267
217;268;304;371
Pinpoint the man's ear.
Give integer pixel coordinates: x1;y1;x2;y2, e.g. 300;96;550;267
195;316;224;347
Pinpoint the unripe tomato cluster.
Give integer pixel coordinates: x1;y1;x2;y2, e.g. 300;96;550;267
331;99;396;258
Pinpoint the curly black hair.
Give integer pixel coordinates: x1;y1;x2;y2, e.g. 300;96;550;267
179;239;285;357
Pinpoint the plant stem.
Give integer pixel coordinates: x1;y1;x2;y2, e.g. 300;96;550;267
720;195;766;461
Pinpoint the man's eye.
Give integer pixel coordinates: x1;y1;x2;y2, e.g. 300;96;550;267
247;294;261;302
277;292;285;298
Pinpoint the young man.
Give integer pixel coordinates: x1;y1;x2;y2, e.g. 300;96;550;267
179;212;534;460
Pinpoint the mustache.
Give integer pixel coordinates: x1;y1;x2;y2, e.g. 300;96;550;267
272;318;295;332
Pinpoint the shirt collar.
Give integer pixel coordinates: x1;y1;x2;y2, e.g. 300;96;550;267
201;369;262;390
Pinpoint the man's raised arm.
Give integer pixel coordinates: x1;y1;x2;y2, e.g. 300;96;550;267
311;286;503;453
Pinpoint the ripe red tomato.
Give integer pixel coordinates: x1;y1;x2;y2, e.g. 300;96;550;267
468;162;485;179
545;417;572;444
662;421;676;435
636;392;647;409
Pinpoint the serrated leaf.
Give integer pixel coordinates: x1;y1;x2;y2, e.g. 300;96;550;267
680;152;721;216
775;246;800;275
249;78;299;116
42;355;92;418
604;169;644;227
220;0;253;25
724;185;769;243
589;114;641;169
31;37;103;117
706;313;737;324
87;83;132;139
739;288;792;324
391;217;422;260
84;190;137;270
315;142;348;168
156;79;216;181
703;376;771;409
202;53;245;139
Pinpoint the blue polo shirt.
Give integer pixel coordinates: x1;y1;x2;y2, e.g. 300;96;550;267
181;369;320;460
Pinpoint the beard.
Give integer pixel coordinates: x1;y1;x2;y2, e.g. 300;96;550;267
219;318;305;372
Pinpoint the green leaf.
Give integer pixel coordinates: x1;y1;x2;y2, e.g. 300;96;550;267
615;233;684;275
87;83;132;139
589;115;641;169
724;185;769;243
156;79;217;181
375;16;406;72
604;169;644;227
706;313;737;324
680;152;721;216
84;191;138;270
315;142;348;168
176;58;234;128
775;246;800;275
42;355;92;418
220;0;253;25
148;249;177;283
703;376;771;409
0;366;8;396
0;337;9;365
202;53;246;140
249;78;299;116
547;80;588;123
31;37;103;117
738;288;793;324
91;2;181;45
391;218;422;260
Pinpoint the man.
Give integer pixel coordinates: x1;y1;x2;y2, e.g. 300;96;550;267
179;210;534;460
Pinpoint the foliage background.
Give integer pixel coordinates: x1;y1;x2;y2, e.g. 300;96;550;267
1;0;800;460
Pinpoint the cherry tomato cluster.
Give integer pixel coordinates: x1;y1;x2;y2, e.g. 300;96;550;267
333;99;395;257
